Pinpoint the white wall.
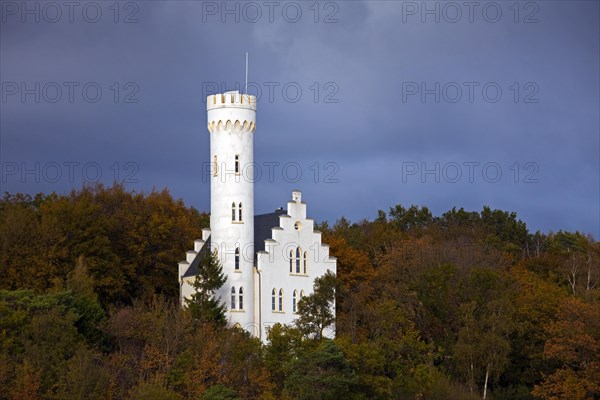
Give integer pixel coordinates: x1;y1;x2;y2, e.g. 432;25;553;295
256;191;337;341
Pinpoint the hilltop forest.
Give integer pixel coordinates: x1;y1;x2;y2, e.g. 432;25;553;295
0;184;598;400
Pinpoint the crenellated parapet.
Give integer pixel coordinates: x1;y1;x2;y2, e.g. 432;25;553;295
207;91;256;111
206;91;256;133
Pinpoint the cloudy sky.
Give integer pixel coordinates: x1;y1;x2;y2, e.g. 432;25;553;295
1;1;598;238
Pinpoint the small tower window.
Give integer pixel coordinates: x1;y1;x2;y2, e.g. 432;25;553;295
235;155;240;174
289;250;293;273
271;289;276;311
303;251;308;274
232;202;236;222
294;221;302;231
238;203;243;222
278;289;283;311
296;247;301;274
293;290;298;313
239;287;244;310
231;287;236;310
235;247;240;270
213;155;218;177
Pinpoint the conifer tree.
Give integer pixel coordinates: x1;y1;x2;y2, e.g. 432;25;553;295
185;251;227;326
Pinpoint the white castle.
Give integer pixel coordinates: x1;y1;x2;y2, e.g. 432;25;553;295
178;90;336;341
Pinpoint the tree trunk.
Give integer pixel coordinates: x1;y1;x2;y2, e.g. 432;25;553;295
469;362;474;395
483;364;490;399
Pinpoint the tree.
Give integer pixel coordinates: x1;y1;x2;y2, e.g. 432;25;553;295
129;382;180;400
389;204;433;232
453;268;516;399
264;323;304;396
295;271;337;339
185;251;227;327
532;297;600;400
200;385;240;400
284;340;358;400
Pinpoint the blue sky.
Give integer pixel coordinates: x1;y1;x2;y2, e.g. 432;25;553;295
1;1;599;238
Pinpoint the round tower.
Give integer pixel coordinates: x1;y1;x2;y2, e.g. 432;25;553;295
207;90;256;332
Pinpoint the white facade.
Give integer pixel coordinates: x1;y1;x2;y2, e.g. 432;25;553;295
179;91;336;342
256;190;336;340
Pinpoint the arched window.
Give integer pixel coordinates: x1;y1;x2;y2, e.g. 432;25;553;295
296;247;301;273
293;290;298;313
238;287;244;310
303;251;308;274
213;155;218;177
231;202;236;222
271;289;276;311
231;287;236;309
238;202;243;222
235;247;240;270
289;250;293;273
235;154;240;174
278;289;283;311
300;290;305;299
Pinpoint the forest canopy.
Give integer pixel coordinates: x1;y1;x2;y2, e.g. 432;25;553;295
0;184;598;400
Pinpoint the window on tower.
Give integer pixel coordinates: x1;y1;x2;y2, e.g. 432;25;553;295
271;289;276;311
232;202;236;222
289;250;293;273
235;155;240;174
235;247;240;270
231;287;236;310
239;203;243;222
239;287;244;310
213;155;218;177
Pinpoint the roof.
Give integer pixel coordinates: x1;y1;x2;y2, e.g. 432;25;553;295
254;208;287;253
182;209;285;277
182;236;211;278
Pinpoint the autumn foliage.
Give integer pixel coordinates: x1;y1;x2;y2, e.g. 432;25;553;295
0;185;598;399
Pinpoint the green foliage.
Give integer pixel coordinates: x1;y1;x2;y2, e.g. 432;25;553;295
184;251;227;326
129;382;181;400
264;323;304;395
55;347;111;400
200;385;240;400
295;270;337;339
284;340;359;400
389;204;433;232
1;186;598;399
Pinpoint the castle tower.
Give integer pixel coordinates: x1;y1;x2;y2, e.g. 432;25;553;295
207;91;257;332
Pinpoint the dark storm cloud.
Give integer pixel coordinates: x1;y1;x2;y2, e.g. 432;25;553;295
1;1;598;238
